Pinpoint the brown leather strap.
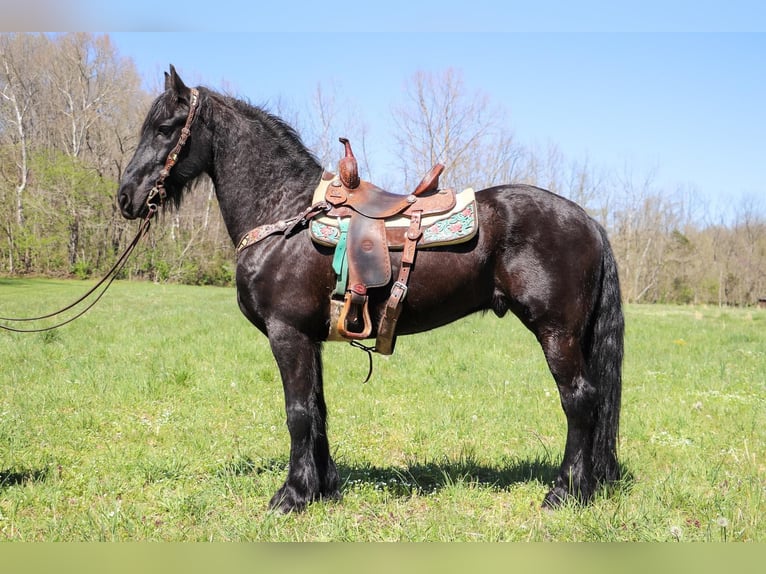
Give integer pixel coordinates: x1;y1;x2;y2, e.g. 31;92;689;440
375;210;422;355
236;201;329;255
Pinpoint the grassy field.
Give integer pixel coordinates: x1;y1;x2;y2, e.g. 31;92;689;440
0;278;764;541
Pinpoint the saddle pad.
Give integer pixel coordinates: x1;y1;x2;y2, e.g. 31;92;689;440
310;187;478;249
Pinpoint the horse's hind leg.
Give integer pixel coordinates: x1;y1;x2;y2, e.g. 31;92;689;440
267;328;340;512
539;330;599;507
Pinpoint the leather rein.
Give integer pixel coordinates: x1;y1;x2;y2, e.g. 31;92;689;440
0;89;200;333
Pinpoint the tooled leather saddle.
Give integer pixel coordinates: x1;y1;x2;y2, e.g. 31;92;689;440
318;138;478;355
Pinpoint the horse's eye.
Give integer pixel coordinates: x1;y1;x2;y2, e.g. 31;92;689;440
157;124;174;137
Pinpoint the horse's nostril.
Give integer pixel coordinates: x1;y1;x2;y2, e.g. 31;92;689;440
118;192;131;213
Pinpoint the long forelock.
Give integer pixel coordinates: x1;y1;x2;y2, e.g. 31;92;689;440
141;91;177;134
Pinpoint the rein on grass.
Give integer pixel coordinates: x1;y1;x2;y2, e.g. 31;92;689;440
0;206;156;333
1;89;199;333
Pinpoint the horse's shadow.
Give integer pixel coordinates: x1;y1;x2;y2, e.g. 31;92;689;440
0;467;49;489
336;458;635;502
336;456;560;496
241;454;562;497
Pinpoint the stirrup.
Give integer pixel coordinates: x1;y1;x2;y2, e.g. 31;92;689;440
337;284;372;340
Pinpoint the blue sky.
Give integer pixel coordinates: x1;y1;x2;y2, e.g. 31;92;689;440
15;1;762;218
69;1;766;33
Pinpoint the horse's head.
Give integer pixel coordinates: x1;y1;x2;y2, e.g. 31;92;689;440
117;65;210;220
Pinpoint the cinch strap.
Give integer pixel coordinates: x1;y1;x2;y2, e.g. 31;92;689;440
332;218;349;297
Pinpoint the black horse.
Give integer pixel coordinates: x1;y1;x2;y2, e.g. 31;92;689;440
117;66;624;513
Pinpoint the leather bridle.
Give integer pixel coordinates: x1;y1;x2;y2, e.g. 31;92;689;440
145;87;200;212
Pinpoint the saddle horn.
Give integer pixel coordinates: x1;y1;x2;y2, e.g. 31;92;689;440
338;137;360;189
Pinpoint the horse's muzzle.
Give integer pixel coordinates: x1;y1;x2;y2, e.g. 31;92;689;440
117;187;146;220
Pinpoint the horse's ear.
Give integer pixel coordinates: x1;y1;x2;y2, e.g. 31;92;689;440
166;64;190;102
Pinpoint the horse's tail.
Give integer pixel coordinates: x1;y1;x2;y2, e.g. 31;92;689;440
586;223;624;483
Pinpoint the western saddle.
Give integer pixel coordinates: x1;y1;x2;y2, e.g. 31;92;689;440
316;138;477;355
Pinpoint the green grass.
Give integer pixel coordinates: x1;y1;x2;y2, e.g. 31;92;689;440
1;279;764;541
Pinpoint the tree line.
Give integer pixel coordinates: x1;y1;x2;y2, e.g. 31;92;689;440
2;33;764;306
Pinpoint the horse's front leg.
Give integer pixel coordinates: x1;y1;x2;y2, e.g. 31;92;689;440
267;327;340;513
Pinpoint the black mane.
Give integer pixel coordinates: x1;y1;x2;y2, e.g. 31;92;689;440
205;89;319;167
142;86;318;166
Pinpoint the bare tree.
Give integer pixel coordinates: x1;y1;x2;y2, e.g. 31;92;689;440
391;68;523;191
0;33;50;229
0;33;151;275
0;33;53;271
303;81;372;181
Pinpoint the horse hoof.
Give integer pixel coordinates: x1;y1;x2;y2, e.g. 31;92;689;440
321;487;342;503
268;484;310;514
541;486;570;509
542;480;595;509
